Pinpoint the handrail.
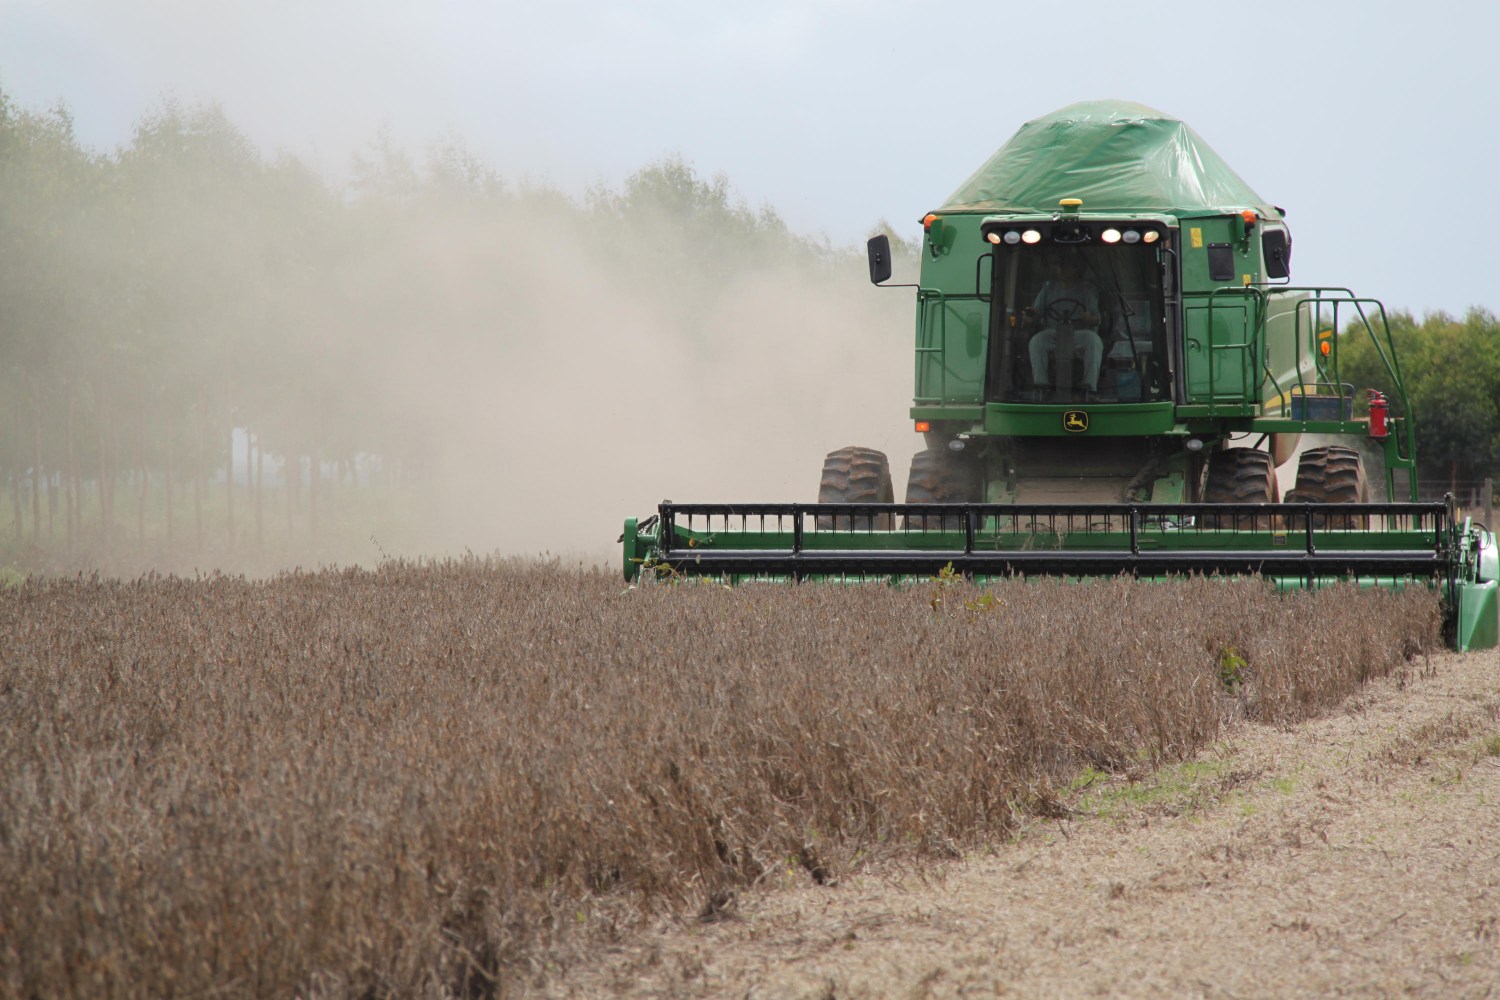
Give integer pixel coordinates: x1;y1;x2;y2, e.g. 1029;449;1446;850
1191;286;1266;407
913;287;946;404
1260;287;1419;499
1193;285;1410;419
914;289;990;405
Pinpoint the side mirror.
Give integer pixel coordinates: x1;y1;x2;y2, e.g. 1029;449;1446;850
1262;229;1292;280
866;234;893;285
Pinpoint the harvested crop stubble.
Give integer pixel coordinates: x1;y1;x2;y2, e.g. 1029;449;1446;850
0;561;1439;998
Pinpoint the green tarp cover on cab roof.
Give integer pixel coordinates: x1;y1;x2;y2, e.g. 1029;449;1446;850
940;100;1280;220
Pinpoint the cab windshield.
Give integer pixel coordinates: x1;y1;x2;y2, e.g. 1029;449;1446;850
986;241;1170;404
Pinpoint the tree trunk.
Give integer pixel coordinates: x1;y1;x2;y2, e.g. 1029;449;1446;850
6;420;21;544
31;384;43;545
193;408;204;550
66;392;77;552
47;470;57;537
109;409;119;528
136;405;147;543
97;402;108;538
225;424;235;549
97;387;111;538
137;460;147;543
254;433;264;547
9;462;21;546
45;470;57;539
165;432;175;542
309;449;319;539
286;452;297;539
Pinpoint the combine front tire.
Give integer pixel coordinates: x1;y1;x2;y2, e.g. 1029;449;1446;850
1202;448;1277;527
904;448;979;530
1203;448;1277;503
817;446;894;530
1286;445;1369;527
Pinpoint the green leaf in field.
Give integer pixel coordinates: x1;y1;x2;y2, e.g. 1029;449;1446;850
1219;646;1248;692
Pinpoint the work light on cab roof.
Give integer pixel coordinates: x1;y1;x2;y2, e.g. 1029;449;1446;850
621;99;1499;652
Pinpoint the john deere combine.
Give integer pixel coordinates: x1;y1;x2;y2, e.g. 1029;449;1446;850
622;101;1498;650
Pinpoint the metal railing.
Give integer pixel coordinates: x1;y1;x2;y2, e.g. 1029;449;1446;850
912;289;988;405
652;501;1451;584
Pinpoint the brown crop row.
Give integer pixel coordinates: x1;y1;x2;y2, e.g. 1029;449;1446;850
0;562;1439;998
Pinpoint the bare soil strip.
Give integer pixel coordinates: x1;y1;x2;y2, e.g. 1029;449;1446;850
545;649;1500;999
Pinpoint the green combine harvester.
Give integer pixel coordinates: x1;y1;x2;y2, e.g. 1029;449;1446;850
622;101;1499;650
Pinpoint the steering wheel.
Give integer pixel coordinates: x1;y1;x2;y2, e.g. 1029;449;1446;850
1043;297;1087;324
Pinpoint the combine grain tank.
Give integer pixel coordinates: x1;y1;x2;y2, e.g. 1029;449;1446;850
622;101;1498;650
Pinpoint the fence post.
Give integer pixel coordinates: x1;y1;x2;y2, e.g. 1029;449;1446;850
1486;477;1494;529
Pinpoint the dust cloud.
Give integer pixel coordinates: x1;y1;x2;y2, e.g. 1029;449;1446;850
220;166;928;573
2;94;927;576
372;198;920;568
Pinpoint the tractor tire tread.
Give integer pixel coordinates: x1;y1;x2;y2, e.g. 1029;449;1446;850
904;448;979;530
1289;445;1368;504
1203;448;1277;504
817;446;894;530
1287;445;1369;527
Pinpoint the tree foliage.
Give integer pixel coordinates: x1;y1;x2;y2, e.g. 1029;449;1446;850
1339;308;1500;487
0;87;878;568
15;79;1490;569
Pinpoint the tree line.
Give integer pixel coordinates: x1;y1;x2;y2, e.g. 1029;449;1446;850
3;85;1492;572
1337;307;1500;497
1;90;887;572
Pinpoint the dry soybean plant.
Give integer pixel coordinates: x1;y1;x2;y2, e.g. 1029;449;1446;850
0;561;1440;997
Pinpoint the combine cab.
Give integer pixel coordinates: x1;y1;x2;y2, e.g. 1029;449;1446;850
622;101;1498;650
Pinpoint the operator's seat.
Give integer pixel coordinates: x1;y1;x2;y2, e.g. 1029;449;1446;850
1028;322;1104;397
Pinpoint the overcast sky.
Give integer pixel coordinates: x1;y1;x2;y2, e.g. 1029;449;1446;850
3;0;1496;315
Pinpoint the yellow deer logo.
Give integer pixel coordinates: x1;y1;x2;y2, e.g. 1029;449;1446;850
1063;410;1089;433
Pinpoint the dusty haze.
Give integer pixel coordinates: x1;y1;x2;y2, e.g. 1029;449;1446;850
0;96;923;575
373;190;918;568
0;94;1404;579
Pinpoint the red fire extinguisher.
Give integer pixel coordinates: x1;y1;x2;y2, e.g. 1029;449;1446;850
1368;390;1389;439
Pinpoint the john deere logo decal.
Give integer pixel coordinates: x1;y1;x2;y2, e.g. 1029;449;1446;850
1063;410;1089;433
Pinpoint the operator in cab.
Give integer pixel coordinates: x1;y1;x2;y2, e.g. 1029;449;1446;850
1024;254;1103;396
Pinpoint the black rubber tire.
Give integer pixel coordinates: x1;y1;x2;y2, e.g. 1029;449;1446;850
1285;445;1369;527
904;448;979;530
1203;448;1278;502
1202;448;1278;528
816;446;894;530
1287;445;1368;503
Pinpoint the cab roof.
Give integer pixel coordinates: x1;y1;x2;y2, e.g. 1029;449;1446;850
939;100;1281;222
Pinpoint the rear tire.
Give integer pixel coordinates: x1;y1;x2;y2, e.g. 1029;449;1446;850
1285;445;1369;527
1286;445;1368;503
904;448;979;530
1202;448;1277;527
817;446;894;530
1203;448;1278;503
